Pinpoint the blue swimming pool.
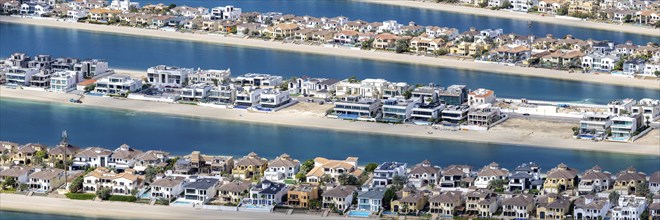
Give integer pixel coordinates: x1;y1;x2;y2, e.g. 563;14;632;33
172;200;192;205
348;210;371;218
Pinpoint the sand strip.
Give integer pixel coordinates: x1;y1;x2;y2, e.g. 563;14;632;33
0;193;347;219
1;16;658;90
356;0;660;36
1;88;658;156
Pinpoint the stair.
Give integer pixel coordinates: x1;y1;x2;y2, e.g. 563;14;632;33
286;209;293;215
149;199;156;206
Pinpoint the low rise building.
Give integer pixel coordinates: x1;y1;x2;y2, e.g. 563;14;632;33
332;96;381;120
306;157;361;184
573;195;610;219
614;166;646;195
181;177;220;204
441;105;470;125
578;166;611;195
187;68;231;85
4;67;38;86
234;86;262;108
287;184;318;209
372;161;407;187
147;65;193;88
27;168;65;192
408;160;440;188
0;166;31;188
380;98;419;123
501;195;535;219
82;167;140;196
232;152;268;180
474;162;509;189
179;83;213;101
543;163;578;194
49;70;80;92
264;153;300;183
322;185;357;212
578;113;613;140
246;180;288;207
356;188;385;213
94;75;142;96
150;176;186;200
465;189;498;218
440;165;472;188
428;191;462;217
466;106;502;129
258;89;292;110
391;188;427;214
611;195;647;220
536;195;571;219
508;162;542;191
72;147;113;169
217;181;251;205
233;73;283;88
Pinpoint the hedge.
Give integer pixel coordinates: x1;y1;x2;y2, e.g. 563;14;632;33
108;195;137;202
66;193;96;200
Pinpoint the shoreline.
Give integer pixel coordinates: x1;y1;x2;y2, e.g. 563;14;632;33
0;194;345;219
2;16;659;90
1;88;658;156
356;0;660;36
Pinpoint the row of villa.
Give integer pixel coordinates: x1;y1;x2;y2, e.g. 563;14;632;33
578;98;660;141
0;137;659;219
2;1;659;77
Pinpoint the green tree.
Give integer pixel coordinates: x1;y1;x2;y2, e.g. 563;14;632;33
636;182;650;197
168;4;176;10
392;175;407;191
613;59;625;71
501;1;512;9
33;150;48;166
164;157;178;171
144;166;157;183
382;187;396;210
295;172;306;182
69;176;84;193
361;39;374;50
96;188;112;200
365;163;378;173
572;126;579;136
488;179;507;192
403;90;413;99
3;178;16;189
395;39;410;53
654;71;660;77
242;28;250;35
309;199;321;210
321;174;333;184
609;191;620;203
557;7;568;15
338;173;360;185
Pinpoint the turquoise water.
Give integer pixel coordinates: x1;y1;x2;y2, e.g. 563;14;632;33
0;210;111;219
0;98;658;173
134;0;656;44
348;210;371;217
1;23;658;104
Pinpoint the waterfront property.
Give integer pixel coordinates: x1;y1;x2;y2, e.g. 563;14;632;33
94;75;142;96
245;180;287;207
82;167;140;196
150;176;186;200
181;177;220;204
372;161;407;187
321;185;357;212
217;181;251;205
287;184;318;209
27;168;65;193
232;152;268;180
408;160;441;188
331;96;381;120
356;187;385;213
305;157;361;183
264;153;300;183
147;65;192;88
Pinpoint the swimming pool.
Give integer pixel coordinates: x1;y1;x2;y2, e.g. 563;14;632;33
347;210;371;218
172;201;192;205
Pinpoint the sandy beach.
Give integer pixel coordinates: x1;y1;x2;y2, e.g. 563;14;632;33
2;88;658;156
357;0;660;37
0;194;348;219
1;16;658;90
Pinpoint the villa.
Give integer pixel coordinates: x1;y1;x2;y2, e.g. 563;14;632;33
613;166;646;195
179;83;213;101
391;188;427;214
74;59;108;78
467;88;496;106
232;152;268;180
305;157;361;183
108;144;142;172
0;166;32;188
611;195;647;220
573;195;610;219
217;181;251;205
356;188;385;213
466;106;502;129
578;166;612;195
287;184;318;209
437;85;468;105
264;153;300;183
380;98;419;123
181;177;220;204
508;162;542;191
578;113;613;140
27;168;65;192
536;194;571;219
474;162;509;189
428;191;463;217
132;150;170;173
246;180;288;207
208;84;236;105
82;167;140;196
410;102;445;125
94;75;142;96
372;161;407;187
649;171;660;194
147;65;193;88
322;185;357;212
49;70;80;92
29;72;49;89
72;147;113;169
150;176;186;200
186;68;231;85
257;89;292;111
441;105;470;125
287;77;338;98
11;143;46;165
332;96;381;120
233;73;282;88
501;195;535;219
543;163;579;194
234;86;262;108
440;165;472;188
465;189;498;218
4;67;38;86
408;160;440;188
609;114;643;141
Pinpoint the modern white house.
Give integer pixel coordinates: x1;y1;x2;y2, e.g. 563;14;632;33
257;89;292;110
208;5;241;20
94;75;142;96
332;96;381;120
287;77;338;98
372;161;407;187
233;73;283;88
4;67;38;86
357;188;385;213
49;70;81;92
508;162;542;191
264;153;300;183
234;86;262;107
74;59;108;79
208;84;236;105
578;113;613;140
109;0;139;12
611;195;647;220
181;177;220;204
179;83;213;101
147;65;193;88
108;144;142;171
150;176;186;200
609;114;642;142
410;102;445;125
633;98;660;123
27;168;65;192
246;180;288;207
380;98;419;123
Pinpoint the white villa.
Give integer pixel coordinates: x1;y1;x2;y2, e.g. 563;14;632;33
49;70;81;92
94;75;142;96
28;168;65;192
258;89;292;110
147;65;193;88
332;96;381;120
83;167;140;196
233;73;283;88
264;153;300;183
306;157;362;183
150;176;186;200
187;68;231;85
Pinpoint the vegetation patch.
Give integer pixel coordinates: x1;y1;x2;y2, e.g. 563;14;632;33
65;193;96;200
